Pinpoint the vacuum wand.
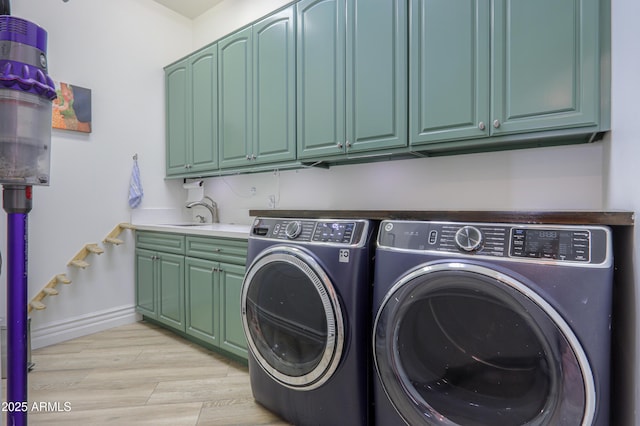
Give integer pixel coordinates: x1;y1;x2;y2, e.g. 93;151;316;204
3;186;32;425
0;1;56;423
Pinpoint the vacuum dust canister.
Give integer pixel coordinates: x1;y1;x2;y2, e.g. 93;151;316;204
0;15;56;186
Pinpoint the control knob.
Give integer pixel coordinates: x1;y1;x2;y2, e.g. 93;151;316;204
285;221;303;239
454;226;483;252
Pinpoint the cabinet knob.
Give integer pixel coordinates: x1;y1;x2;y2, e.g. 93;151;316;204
251;154;256;160
493;119;501;129
337;142;343;149
346;141;352;148
478;122;485;131
246;155;251;160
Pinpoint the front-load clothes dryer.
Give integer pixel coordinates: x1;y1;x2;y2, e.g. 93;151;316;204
241;217;375;426
372;221;613;426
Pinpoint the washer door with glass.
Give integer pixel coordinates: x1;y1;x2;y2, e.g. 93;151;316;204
242;245;344;390
373;261;594;426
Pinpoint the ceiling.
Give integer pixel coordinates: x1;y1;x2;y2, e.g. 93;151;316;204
152;0;225;19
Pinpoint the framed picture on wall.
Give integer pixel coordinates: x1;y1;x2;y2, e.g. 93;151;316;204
52;81;92;133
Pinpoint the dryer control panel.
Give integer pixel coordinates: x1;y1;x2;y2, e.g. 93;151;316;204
250;217;369;247
378;221;611;265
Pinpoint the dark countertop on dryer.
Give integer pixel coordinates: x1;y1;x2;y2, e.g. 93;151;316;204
249;210;635;226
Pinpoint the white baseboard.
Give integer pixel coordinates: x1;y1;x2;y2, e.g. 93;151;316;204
30;305;139;349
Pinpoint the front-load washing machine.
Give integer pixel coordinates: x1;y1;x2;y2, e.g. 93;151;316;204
373;220;613;426
241;217;376;426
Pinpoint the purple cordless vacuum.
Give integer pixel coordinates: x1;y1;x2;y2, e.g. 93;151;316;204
0;0;56;424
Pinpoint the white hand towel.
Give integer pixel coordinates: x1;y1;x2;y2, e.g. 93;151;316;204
128;158;143;208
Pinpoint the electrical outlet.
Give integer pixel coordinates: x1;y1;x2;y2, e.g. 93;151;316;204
249;187;256;196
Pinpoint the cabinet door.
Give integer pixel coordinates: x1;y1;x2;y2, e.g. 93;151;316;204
253;7;297;165
491;0;600;135
347;0;407;153
157;252;185;332
297;0;346;159
219;27;253;169
185;257;219;346
190;44;219;172
410;0;490;145
165;59;190;175
219;263;248;359
135;248;157;318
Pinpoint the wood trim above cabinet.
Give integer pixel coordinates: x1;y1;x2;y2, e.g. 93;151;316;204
248;210;634;226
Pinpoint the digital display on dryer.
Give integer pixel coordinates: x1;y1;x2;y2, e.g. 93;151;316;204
312;222;355;244
511;229;590;262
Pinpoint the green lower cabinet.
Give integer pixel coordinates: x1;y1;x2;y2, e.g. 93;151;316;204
135;248;157;318
219;263;248;358
157;253;185;332
185;257;220;346
136;232;248;361
135;248;185;332
184;257;248;359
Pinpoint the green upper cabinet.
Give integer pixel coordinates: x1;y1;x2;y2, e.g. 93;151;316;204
219;6;296;169
219;27;253;169
409;0;489;143
347;0;407;154
296;0;345;159
165;44;218;176
165;59;189;175
492;0;601;135
253;7;297;165
297;0;407;160
410;0;608;147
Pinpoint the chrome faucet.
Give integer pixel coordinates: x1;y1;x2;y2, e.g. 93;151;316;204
186;196;219;223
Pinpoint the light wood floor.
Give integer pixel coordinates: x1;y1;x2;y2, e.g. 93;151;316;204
2;321;292;425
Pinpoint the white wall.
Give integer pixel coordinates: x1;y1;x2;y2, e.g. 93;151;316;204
193;0;291;50
202;144;605;224
0;0;192;345
607;0;640;424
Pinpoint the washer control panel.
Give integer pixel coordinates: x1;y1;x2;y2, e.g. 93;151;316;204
378;221;611;265
510;228;591;262
251;218;367;246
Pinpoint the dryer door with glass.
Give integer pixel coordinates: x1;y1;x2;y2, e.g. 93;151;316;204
242;245;344;390
373;261;594;426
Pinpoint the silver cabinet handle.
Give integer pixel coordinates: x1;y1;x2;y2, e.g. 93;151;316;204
478;122;485;130
493;119;501;129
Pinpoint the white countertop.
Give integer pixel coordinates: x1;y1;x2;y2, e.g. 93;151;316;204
134;223;251;239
